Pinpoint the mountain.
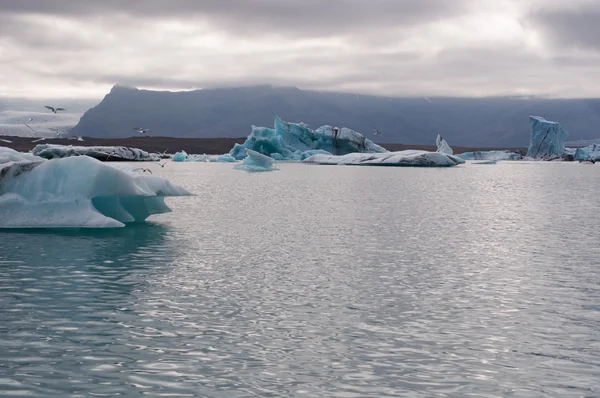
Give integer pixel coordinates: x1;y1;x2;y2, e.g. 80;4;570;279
71;85;600;147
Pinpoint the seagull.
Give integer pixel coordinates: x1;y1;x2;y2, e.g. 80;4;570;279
374;126;382;135
49;128;60;137
45;106;66;113
31;137;46;143
133;168;152;174
424;97;432;104
24;124;36;136
0;138;12;143
133;127;151;134
157;161;168;168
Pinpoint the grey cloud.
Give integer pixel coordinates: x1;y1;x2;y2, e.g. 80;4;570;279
526;4;600;50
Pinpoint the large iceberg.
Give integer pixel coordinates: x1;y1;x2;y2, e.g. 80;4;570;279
304;150;465;167
457;150;522;161
229;116;386;160
527;116;568;158
233;149;278;172
436;134;453;155
0;147;191;228
32;144;159;161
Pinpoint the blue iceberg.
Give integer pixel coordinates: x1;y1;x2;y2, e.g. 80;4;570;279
527;116;568;158
32;144;159;161
233;149;278;172
304;150;465;167
171;151;237;163
458;151;522;161
571;144;599;161
229;116;387;160
0;147;191;228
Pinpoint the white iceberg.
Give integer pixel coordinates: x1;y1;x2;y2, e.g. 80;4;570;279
436;134;453;155
171;151;237;162
0;147;191;228
233;149;278;172
472;160;498;165
229;116;386;160
303;150;465;167
527;116;568;158
457;150;522;161
32;144;159;161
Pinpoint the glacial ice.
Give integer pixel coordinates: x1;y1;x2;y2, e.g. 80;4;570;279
233;149;278;172
571;144;600;161
171;151;237;163
457;151;522;161
527;116;568;158
436;134;453;155
304;150;465;167
32;144;159;161
0;147;191;228
229;116;386;161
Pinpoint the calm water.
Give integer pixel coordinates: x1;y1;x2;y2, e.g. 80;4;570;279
1;161;600;397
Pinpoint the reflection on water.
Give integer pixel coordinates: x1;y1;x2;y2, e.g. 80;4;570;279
1;162;600;397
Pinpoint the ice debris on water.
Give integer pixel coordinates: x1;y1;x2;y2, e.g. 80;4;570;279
457;151;522;161
32;144;159;161
171;151;237;162
233;149;278;172
303;150;465;167
229;116;386;161
0;146;191;228
527;116;568;158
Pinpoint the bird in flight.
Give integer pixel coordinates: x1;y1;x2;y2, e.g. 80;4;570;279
374;126;382;135
133;127;151;134
24;124;35;136
45;106;66;113
133;168;153;174
49;128;61;137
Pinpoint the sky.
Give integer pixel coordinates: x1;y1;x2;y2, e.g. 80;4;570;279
0;0;599;99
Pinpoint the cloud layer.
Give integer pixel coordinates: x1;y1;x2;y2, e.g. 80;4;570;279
0;0;599;98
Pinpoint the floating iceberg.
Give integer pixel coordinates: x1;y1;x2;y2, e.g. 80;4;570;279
527;116;568;158
229;116;386;161
233;149;278;172
0;147;191;228
457;151;522;161
571;144;600;161
304;150;465;167
436;134;453;155
171;151;237;163
32;144;158;161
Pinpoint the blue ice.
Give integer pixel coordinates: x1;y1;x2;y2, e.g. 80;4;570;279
527;116;568;158
233;149;278;172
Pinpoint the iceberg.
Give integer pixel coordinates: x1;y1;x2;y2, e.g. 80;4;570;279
32;144;159;161
527;116;568;158
457;150;522;161
0;147;191;228
233;149;278;172
571;144;600;161
171;151;237;163
303;150;465;167
436;134;453;155
229;116;386;161
472;160;498;165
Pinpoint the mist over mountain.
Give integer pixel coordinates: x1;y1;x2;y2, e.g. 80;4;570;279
71;85;600;147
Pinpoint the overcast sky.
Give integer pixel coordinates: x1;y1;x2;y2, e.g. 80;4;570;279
0;0;599;99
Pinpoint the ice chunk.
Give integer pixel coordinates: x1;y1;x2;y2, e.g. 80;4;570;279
32;144;159;161
436;134;453;155
472;160;498;165
458;151;522;161
571;144;600;161
229;116;386;160
233;149;278;172
171;151;188;162
304;150;465;167
573;147;590;161
0;147;191;228
527;116;568;158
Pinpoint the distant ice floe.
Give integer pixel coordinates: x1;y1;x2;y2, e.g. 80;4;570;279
472;160;498;165
304;150;465;167
233;149;278;172
229;115;386;161
171;151;236;163
0;147;191;228
527;116;569;159
32;144;158;161
457;151;522;161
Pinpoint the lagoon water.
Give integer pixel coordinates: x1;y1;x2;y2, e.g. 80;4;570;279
1;161;599;397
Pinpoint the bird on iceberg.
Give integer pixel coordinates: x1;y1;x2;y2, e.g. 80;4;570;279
134;127;151;134
45;106;66;113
